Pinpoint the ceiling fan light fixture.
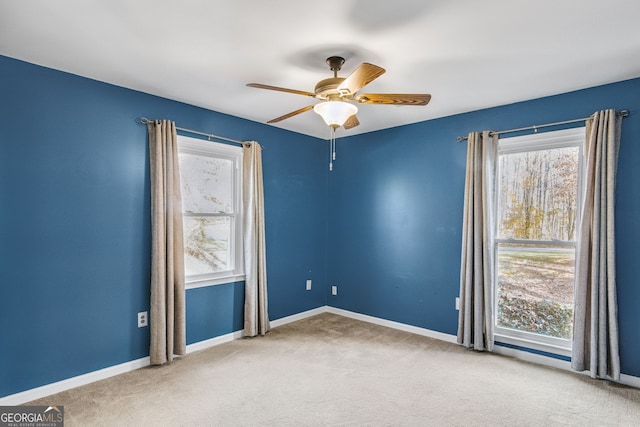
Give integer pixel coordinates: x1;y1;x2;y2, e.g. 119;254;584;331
313;101;358;128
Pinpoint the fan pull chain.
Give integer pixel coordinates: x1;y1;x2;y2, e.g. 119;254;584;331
333;133;337;160
328;126;340;170
329;127;334;171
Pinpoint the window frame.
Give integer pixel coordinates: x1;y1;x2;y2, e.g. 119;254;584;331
492;127;585;357
177;135;245;289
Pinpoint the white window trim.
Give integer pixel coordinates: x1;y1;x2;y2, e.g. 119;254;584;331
493;126;585;357
178;135;245;289
494;328;572;357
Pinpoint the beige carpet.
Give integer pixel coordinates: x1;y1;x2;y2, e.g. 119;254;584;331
29;313;640;426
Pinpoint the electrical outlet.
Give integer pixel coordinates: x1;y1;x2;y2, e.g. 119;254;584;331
455;297;460;311
306;279;312;291
138;311;148;328
331;285;337;296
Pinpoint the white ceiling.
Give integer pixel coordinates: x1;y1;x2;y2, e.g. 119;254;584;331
2;0;640;140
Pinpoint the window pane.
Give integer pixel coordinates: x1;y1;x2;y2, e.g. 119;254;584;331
496;243;574;339
179;153;234;213
183;216;232;276
497;147;579;241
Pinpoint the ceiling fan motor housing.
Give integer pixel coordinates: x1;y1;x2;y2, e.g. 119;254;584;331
314;77;346;99
317;56;351;99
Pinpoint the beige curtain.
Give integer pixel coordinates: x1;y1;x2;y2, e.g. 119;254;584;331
147;120;186;365
457;131;497;351
243;142;270;336
572;109;622;380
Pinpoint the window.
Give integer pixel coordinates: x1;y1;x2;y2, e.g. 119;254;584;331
178;135;244;288
493;127;584;356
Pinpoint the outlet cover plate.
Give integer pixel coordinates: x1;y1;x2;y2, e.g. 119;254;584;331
138;311;148;328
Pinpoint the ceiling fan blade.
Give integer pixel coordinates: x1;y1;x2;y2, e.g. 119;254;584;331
343;114;360;130
356;93;432;106
337;63;386;95
267;105;315;123
247;83;317;98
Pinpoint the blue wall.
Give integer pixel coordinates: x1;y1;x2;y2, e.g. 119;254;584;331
2;53;639;398
328;78;640;378
0;55;328;397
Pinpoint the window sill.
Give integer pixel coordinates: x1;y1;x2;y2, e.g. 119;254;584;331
185;274;246;289
495;328;571;358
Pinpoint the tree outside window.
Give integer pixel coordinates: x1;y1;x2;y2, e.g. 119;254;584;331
494;128;583;350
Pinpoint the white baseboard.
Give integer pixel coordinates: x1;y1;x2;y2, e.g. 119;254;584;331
481;335;640;390
620;374;640;389
0;357;150;406
493;345;640;389
185;306;327;355
270;306;328;328
185;330;245;354
326;306;458;344
326;307;640;389
0;307;326;405
1;329;248;405
4;305;638;404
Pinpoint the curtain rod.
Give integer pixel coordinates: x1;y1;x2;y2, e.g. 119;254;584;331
456;109;630;142
137;117;246;145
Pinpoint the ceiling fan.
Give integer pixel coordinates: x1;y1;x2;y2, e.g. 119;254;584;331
247;56;432;130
